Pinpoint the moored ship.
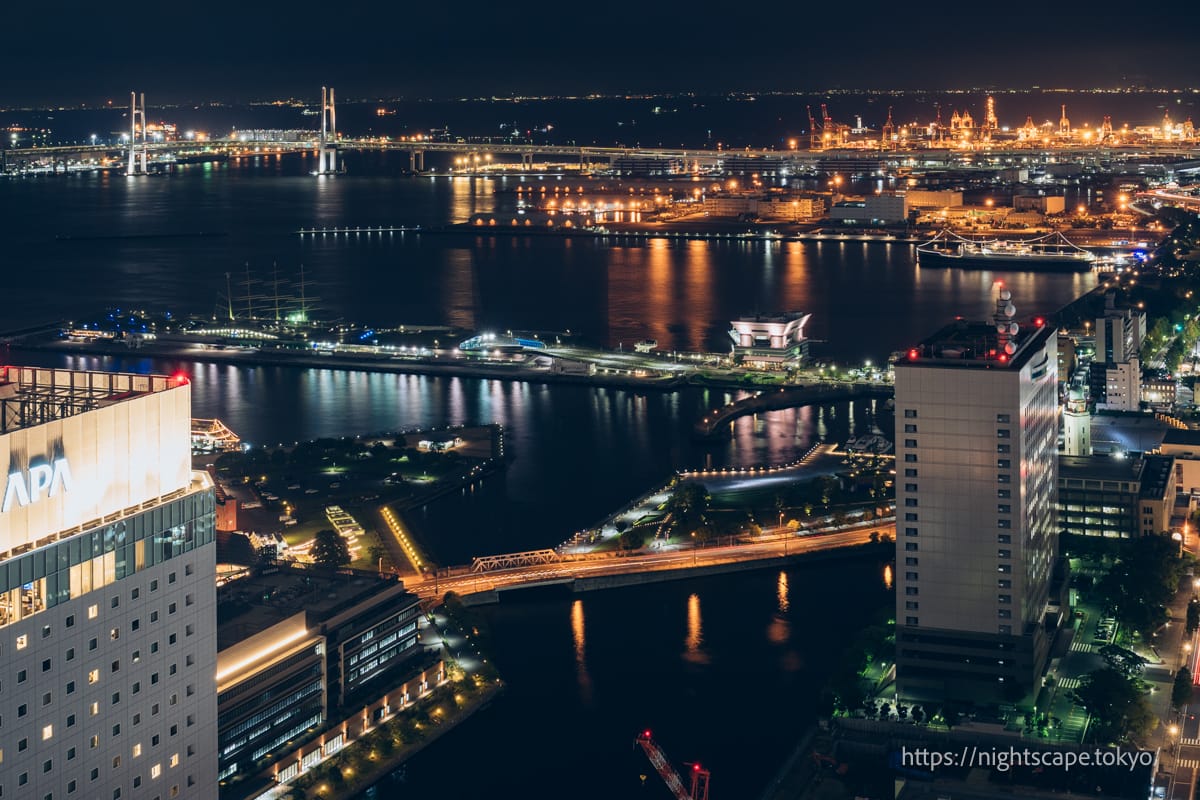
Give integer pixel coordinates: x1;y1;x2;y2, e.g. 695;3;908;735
916;230;1096;272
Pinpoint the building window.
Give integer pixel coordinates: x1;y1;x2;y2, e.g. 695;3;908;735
998;564;1012;573
997;459;1011;469
998;534;1011;543
997;444;1010;454
998;474;1011;484
18;669;27;683
152;764;162;779
66;615;75;628
905;542;918;551
998;505;1011;514
905;483;918;492
905;587;919;596
904;513;918;521
998;489;1011;498
88;605;98;619
88;670;99;685
68;714;76;727
905;409;917;418
998;519;1011;529
906;616;919;625
998;579;1012;588
132;588;139;600
997;429;1010;438
905;601;919;610
16;634;28;650
42;692;51;705
997;414;1010;423
904;424;917;433
998;594;1012;603
904;498;918;507
905;527;918;537
999;625;1012;635
110;596;119;609
904;468;917;477
19;703;27;717
67;681;75;694
999;609;1012;618
904;439;917;448
905;557;918;566
905;572;919;581
904;454;917;463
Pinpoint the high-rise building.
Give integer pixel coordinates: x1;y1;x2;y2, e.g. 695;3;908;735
0;366;217;799
893;288;1062;701
1094;293;1145;365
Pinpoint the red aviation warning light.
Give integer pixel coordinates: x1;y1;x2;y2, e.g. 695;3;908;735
1034;316;1046;328
173;372;189;385
908;348;919;361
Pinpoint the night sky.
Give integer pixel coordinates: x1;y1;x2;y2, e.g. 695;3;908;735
3;1;1199;105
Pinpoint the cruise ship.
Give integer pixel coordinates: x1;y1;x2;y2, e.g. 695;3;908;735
916;230;1096;272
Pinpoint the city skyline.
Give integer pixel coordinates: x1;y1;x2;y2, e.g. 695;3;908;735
3;2;1200;105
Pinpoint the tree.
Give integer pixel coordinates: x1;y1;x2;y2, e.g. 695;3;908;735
1098;643;1149;678
311;528;351;569
1173;667;1194;710
618;528;646;551
1094;533;1184;638
667;481;710;533
1072;667;1157;745
1189;599;1200;636
368;544;387;565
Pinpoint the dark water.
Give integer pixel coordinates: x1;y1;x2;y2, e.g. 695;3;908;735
378;561;893;800
0;151;1097;797
3;154;1094;362
11;348;886;564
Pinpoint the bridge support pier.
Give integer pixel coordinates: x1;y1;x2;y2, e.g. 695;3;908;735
409;149;425;173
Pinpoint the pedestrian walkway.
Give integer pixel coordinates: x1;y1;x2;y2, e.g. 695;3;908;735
1179;757;1200;770
1056;677;1080;690
1183;737;1200;746
1059;706;1089;742
1070;639;1093;653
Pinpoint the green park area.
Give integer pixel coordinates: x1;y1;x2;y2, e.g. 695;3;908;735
597;450;893;554
210;426;501;571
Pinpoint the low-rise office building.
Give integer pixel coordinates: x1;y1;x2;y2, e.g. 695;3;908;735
1058;453;1175;538
215;567;424;786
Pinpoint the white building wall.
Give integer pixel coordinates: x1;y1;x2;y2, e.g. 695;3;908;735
895;335;1058;638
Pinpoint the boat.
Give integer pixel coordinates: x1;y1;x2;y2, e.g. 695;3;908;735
633;339;658;353
916;230;1096;272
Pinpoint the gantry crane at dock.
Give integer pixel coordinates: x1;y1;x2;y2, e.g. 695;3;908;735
635;730;710;800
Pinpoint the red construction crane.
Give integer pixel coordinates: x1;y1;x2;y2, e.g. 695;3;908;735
635;730;711;800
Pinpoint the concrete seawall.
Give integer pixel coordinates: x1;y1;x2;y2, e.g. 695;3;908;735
695;383;893;438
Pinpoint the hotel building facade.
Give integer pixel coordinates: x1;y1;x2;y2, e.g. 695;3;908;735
893;291;1063;701
0;366;217;800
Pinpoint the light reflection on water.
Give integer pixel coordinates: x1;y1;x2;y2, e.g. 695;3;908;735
684;592;708;664
571;599;593;704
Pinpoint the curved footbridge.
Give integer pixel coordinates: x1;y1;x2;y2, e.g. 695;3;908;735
694;382;894;439
413;522;893;605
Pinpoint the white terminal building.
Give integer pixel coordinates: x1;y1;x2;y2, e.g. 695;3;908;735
728;312;812;368
0;366;217;799
893;289;1066;702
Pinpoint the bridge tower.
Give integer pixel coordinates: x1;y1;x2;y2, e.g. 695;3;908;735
126;91;147;176
315;86;341;175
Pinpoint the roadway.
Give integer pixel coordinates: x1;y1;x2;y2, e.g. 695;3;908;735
410;523;888;600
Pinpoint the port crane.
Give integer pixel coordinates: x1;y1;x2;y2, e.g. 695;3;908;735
635;730;710;800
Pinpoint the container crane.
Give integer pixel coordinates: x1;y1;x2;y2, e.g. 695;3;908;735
806;105;821;150
635;730;710;800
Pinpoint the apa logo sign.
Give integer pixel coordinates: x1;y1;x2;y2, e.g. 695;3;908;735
2;458;73;513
